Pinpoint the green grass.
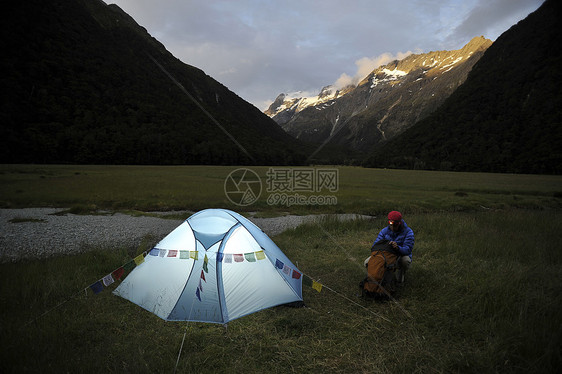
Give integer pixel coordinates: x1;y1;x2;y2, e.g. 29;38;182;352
1;210;561;373
1;164;561;214
1;165;561;372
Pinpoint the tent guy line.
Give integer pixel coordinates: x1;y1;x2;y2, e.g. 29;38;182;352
175;322;189;374
315;223;412;319
22;252;141;328
146;53;257;163
146;52;330;163
23;210;398;329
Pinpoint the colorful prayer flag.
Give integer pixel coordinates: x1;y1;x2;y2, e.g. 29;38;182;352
275;259;284;269
292;270;301;279
198;279;203;291
303;275;313;287
234;254;244;262
102;274;115;287
124;260;135;272
255;250;266;260
200;270;206;282
90;281;103;294
224;253;233;263
149;248;159;256
167;250;178;257
112;267;124;280
203;254;209;272
180;250;189;259
159;249;167;257
196;288;201;301
216;252;224;263
283;265;291;275
190;251;198;260
134;254;145;266
244;252;256;262
312;280;323;293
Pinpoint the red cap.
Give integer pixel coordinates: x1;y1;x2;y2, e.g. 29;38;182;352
388;211;402;222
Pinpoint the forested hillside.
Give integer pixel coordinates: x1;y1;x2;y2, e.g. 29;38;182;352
365;0;561;174
0;0;306;165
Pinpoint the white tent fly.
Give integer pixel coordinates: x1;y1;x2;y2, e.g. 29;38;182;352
114;209;303;323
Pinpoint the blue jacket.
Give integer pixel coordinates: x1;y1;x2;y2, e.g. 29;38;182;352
373;220;414;259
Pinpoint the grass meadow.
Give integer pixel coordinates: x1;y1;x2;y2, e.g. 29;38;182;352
1;164;561;214
1;164;561;373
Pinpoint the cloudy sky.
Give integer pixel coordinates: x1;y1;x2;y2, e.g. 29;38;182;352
110;0;543;110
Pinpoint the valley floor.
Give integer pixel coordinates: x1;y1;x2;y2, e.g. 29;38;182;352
0;209;370;262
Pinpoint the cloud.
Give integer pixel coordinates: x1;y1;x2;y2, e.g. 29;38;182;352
334;73;354;90
444;0;544;47
334;51;415;89
109;0;545;110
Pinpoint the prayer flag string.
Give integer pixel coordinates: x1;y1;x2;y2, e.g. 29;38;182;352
25;245;372;327
23;250;150;327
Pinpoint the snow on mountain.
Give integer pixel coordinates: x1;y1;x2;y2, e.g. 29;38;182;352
265;36;490;121
370;68;408;88
265;36;492;156
264;85;354;118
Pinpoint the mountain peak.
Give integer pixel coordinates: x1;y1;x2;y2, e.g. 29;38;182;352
267;36;492;156
364;36;493;83
264;84;354;119
365;0;562;174
463;35;493;51
266;37;492;122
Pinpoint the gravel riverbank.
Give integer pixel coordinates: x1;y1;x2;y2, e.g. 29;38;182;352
0;209;371;263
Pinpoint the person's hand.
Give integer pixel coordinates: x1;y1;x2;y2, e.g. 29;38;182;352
389;241;398;249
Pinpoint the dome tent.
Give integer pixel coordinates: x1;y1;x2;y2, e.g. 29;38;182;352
114;209;303;323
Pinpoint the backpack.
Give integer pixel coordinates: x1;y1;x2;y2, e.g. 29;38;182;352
360;240;399;299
